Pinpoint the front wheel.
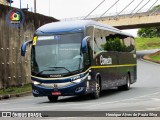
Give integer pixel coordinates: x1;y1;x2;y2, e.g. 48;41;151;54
48;96;58;102
90;77;101;99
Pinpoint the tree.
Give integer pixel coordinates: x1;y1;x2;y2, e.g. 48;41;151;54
102;37;124;51
137;27;160;38
149;4;160;12
137;5;160;38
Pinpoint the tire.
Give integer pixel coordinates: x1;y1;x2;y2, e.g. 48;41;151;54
48;96;58;102
118;74;130;91
90;77;101;99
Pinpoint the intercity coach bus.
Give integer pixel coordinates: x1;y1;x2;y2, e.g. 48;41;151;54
21;20;137;102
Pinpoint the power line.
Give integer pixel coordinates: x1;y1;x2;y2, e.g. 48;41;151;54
130;0;144;14
84;0;106;19
96;0;120;20
114;0;135;19
131;0;151;17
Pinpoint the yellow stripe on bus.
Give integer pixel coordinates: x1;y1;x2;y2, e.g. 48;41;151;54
91;64;137;69
31;64;136;80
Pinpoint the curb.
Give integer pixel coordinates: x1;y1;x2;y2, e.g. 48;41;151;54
0;91;32;100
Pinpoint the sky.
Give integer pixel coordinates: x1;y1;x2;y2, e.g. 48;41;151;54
10;0;160;37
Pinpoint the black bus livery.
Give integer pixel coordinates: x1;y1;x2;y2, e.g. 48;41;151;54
21;20;137;102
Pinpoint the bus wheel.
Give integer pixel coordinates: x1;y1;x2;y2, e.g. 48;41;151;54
48;96;58;102
90;77;100;99
118;74;130;90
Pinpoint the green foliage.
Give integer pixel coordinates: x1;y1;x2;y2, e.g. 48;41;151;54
149;4;160;12
137;27;160;38
102;37;123;51
101;37;134;52
150;55;160;61
0;84;31;95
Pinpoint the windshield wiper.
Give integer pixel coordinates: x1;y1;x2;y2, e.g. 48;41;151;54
35;69;56;76
47;67;73;74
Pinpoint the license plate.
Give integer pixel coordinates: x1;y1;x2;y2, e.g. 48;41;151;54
52;92;61;96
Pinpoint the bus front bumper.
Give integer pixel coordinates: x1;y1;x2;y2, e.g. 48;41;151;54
32;81;89;97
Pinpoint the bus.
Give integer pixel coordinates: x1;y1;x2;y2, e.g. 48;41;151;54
21;20;137;102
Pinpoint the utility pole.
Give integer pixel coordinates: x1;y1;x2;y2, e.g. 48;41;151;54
27;4;29;11
34;0;36;13
20;0;21;9
49;0;50;16
9;0;13;7
10;0;11;7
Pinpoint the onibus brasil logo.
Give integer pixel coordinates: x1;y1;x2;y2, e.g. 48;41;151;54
6;9;25;28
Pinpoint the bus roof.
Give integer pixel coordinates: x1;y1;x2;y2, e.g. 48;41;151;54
35;20;134;37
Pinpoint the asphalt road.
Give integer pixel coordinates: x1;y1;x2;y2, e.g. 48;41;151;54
0;49;160;118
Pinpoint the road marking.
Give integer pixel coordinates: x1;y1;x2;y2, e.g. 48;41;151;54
136;106;160;111
145;106;160;110
0;102;93;111
0;98;34;105
151;98;160;101
1;91;160;111
81;91;160;108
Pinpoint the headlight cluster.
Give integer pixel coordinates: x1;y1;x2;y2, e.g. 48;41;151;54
73;78;83;83
32;81;41;85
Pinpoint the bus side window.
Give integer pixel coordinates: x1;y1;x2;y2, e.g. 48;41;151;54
95;37;106;51
94;28;106;53
123;37;135;52
86;26;94;53
94;38;100;54
104;35;123;52
130;37;135;51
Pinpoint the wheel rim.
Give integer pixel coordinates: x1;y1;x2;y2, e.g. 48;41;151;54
127;78;130;88
96;80;100;96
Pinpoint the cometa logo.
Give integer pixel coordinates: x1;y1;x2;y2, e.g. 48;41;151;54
100;55;112;65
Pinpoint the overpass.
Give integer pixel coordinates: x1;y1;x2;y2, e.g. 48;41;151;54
62;10;160;30
96;11;160;29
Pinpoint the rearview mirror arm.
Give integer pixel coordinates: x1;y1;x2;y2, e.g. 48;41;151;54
21;40;32;56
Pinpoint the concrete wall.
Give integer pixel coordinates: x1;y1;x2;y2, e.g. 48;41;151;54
0;4;58;88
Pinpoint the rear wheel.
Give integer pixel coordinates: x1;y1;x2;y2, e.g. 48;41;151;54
90;77;101;99
118;74;130;90
48;96;58;102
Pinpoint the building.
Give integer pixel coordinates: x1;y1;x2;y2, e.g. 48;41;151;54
0;0;9;5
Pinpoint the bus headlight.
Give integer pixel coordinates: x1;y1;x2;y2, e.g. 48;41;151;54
73;78;82;83
32;81;41;85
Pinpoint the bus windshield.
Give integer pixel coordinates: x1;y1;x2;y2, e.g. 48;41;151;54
31;33;83;75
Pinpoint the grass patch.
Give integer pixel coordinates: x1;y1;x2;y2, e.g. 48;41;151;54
0;84;31;96
135;37;160;50
150;55;160;61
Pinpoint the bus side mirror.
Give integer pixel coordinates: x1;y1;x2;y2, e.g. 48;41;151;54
82;36;91;54
21;40;32;56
